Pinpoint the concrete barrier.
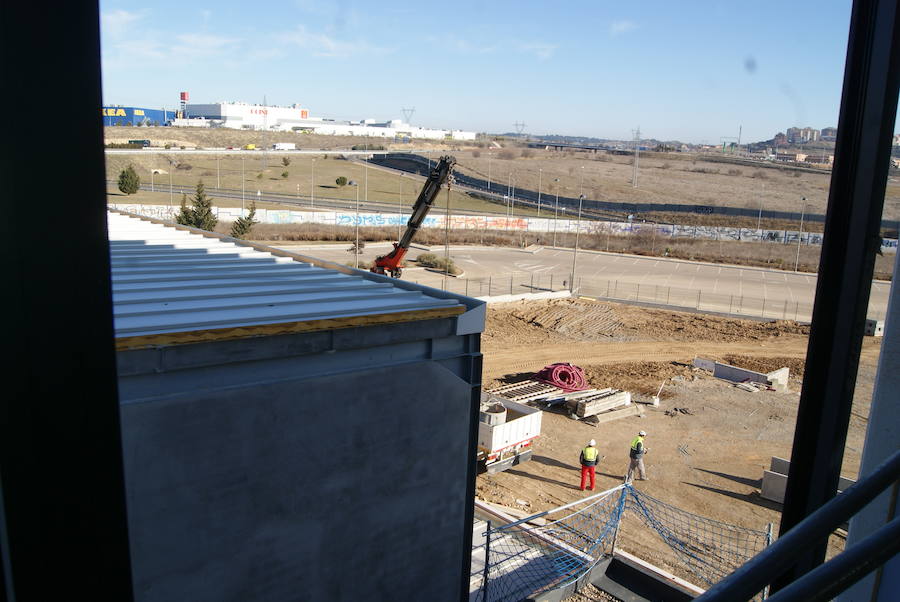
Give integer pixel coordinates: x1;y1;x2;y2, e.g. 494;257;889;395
476;290;572;304
761;457;856;503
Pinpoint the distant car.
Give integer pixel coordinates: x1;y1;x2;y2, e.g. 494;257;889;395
226;146;234;150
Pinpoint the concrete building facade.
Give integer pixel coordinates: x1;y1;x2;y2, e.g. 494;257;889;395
108;211;485;601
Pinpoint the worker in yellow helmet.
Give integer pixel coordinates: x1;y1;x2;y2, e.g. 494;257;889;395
579;439;601;491
626;431;648;482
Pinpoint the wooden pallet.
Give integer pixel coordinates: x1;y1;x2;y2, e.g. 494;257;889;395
568;389;631;418
488;381;563;402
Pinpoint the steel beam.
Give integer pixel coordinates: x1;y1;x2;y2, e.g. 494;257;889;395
774;0;900;592
0;1;134;599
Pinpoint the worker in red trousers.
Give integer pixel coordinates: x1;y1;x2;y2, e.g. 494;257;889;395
579;439;600;491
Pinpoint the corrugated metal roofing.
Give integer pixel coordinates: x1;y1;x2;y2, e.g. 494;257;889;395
108;211;465;344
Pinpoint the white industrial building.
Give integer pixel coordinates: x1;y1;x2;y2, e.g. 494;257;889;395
182;101;476;141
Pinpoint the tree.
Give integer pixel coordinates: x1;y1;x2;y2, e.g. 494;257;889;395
281;171;289;179
256;172;263;180
347;239;365;255
117;165;140;195
229;202;258;239
175;181;218;231
281;157;291;167
335;176;348;187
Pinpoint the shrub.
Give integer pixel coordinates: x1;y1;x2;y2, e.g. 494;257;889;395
520;149;534;158
281;171;289;179
727;168;742;176
282;157;291;167
415;252;461;275
175;162;192;170
117;165;140;195
335;176;348;187
498;149;517;160
256;173;263;180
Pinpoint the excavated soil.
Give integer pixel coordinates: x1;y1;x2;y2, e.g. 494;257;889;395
477;298;881;588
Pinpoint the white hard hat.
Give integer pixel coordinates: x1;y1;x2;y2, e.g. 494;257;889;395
639;431;647;437
588;439;596;447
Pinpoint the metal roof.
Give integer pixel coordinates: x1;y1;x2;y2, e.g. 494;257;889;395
108;211;466;346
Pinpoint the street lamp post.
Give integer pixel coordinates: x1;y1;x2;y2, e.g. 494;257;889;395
150;169;154;192
216;155;220;189
795;197;807;272
757;183;765;232
570;194;585;293
353;181;361;269
241;155;245;211
311;158;315;210
553;178;560;247
537;168;542;216
579;166;584;198
168;166;173;208
398;173;403;240
487;153;492;191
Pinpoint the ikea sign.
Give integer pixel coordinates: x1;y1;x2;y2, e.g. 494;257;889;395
103;108;127;117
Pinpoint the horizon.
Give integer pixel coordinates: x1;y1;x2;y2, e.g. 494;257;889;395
99;0;897;144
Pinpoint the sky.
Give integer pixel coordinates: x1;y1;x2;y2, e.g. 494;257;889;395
99;0;873;143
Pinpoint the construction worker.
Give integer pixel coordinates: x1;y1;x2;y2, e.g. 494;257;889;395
626;431;648;482
579;439;600;491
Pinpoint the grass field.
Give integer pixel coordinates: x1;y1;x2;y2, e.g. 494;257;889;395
105;152;543;217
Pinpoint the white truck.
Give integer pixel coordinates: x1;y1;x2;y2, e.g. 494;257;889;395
272;142;296;150
477;394;543;474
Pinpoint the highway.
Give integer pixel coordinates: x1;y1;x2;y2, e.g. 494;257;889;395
276;242;892;323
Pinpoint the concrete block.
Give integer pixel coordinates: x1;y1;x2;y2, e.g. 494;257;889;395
864;319;884;337
761;470;787;503
693;357;716;372
713;362;769;385
770;456;791;475
766;367;790;392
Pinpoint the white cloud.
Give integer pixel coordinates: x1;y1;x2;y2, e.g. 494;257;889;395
519;42;556;60
101;9;143;38
609;20;637;36
279;25;390;58
174;33;238;56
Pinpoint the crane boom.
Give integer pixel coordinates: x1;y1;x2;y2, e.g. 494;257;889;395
370;155;456;278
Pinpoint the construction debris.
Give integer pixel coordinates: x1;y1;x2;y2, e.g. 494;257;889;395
693;357;790;392
734;382;760;393
664;407;694;417
567;388;632;418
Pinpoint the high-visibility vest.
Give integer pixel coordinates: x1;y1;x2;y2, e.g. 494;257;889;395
630;436;644;454
582;446;598;462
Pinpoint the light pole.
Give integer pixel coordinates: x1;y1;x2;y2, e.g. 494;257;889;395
757;183;765;231
168;165;173;209
570;194;585;293
311;158;315;210
537;168;542;216
553;178;560;247
216;154;220;189
579;165;584;198
398;173;403;240
241;155;245;211
352;181;360;269
511;176;516;219
150;168;154;192
487;153;492;192
256;189;261;213
795;197;807;272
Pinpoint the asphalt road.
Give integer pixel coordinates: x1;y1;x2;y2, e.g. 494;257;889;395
277;243;892;322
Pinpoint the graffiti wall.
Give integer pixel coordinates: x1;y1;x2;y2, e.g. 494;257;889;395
108;203;898;254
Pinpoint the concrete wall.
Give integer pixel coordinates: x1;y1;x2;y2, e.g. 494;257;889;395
117;317;482;601
762;457;856;503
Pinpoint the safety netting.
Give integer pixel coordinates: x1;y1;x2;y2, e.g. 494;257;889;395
471;484;771;602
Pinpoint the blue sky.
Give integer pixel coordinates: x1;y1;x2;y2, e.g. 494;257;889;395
99;0;865;143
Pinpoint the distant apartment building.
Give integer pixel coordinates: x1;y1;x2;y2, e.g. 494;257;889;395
821;126;838;141
773;132;788;147
786;126;820;143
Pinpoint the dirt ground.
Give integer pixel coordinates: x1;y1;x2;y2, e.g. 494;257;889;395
476;298;882;584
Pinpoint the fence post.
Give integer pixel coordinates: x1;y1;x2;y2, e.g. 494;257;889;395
613;280;618;298
509;275;514;295
488;275;492;296
637;283;641;301
530;272;534;290
783;300;788;319
696;290;701;309
550;274;554;291
795;301;799;321
729;294;734;313
666;287;670;305
465;279;469;297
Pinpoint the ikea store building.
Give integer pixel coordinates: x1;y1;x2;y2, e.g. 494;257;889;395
102;106;174;127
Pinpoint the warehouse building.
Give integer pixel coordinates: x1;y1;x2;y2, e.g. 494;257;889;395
108;210;485;601
184;100;477;140
102;106;174;127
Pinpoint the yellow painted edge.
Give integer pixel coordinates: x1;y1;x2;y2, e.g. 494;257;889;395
116;306;464;350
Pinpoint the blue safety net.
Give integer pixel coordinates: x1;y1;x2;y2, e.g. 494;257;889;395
471;484;770;602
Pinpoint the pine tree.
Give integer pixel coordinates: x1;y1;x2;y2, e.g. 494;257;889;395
117;165;141;195
174;181;218;231
175;193;192;225
229;203;258;239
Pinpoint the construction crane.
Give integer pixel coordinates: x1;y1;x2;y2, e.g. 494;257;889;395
371;155;456;278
